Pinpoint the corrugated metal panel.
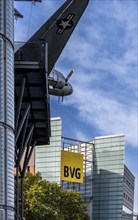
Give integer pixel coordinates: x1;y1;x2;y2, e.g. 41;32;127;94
0;1;3;33
0;0;14;219
0;39;4;122
0;210;5;219
0;128;5;205
6;0;14;44
0;1;13;40
6;130;14;207
6;44;14;127
7;211;14;220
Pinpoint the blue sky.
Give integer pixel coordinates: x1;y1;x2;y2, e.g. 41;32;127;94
14;0;138;212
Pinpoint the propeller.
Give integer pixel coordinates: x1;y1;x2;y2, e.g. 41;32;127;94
58;69;74;103
65;69;74;82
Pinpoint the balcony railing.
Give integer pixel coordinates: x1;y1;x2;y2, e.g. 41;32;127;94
14;40;46;66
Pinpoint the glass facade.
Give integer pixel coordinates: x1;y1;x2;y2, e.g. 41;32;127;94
93;135;125;219
35;117;62;183
122;165;135;220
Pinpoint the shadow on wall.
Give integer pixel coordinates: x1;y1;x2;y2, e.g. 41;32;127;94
92;158;134;220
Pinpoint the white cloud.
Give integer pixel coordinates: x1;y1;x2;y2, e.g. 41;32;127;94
74;130;91;142
64;82;137;147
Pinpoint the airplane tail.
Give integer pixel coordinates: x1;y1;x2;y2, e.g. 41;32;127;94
15;0;89;75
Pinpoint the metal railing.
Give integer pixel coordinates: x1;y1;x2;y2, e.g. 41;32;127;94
14;40;46;64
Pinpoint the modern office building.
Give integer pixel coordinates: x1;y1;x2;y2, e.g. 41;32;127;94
93;135;135;220
123;165;135;219
32;118;135;220
35;117;62;184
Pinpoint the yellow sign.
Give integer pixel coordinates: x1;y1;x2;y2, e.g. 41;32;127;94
60;150;83;183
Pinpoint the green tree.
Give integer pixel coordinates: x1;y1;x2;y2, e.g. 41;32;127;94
23;172;90;220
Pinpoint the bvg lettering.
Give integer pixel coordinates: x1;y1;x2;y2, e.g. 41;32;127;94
64;166;81;179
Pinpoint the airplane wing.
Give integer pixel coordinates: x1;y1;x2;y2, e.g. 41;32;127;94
15;0;89;75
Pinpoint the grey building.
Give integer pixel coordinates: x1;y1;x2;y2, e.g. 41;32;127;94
123;165;135;219
93;135;134;220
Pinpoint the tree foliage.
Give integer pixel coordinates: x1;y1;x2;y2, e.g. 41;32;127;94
22;172;90;220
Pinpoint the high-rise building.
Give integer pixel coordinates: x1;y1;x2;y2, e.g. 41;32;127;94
93;135;134;220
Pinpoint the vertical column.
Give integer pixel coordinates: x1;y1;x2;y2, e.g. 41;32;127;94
0;0;14;220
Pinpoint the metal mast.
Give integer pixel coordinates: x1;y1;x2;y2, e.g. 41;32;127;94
0;0;15;220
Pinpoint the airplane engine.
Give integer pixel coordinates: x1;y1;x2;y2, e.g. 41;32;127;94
48;69;65;89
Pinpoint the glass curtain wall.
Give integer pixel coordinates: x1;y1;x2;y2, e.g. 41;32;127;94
35;117;62;183
93;135;125;220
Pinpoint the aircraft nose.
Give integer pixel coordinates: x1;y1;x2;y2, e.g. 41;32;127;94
63;83;73;96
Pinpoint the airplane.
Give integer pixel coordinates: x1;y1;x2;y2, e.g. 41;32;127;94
14;0;89;97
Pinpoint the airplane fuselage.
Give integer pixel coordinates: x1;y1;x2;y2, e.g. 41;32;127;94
48;69;73;96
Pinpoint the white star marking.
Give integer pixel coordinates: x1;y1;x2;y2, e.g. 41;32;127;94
59;20;72;29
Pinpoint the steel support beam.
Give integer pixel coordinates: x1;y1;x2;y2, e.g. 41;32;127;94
17;124;34;167
15;77;26;132
22;140;37;178
15;104;30;145
15;112;29;159
21;131;33;174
